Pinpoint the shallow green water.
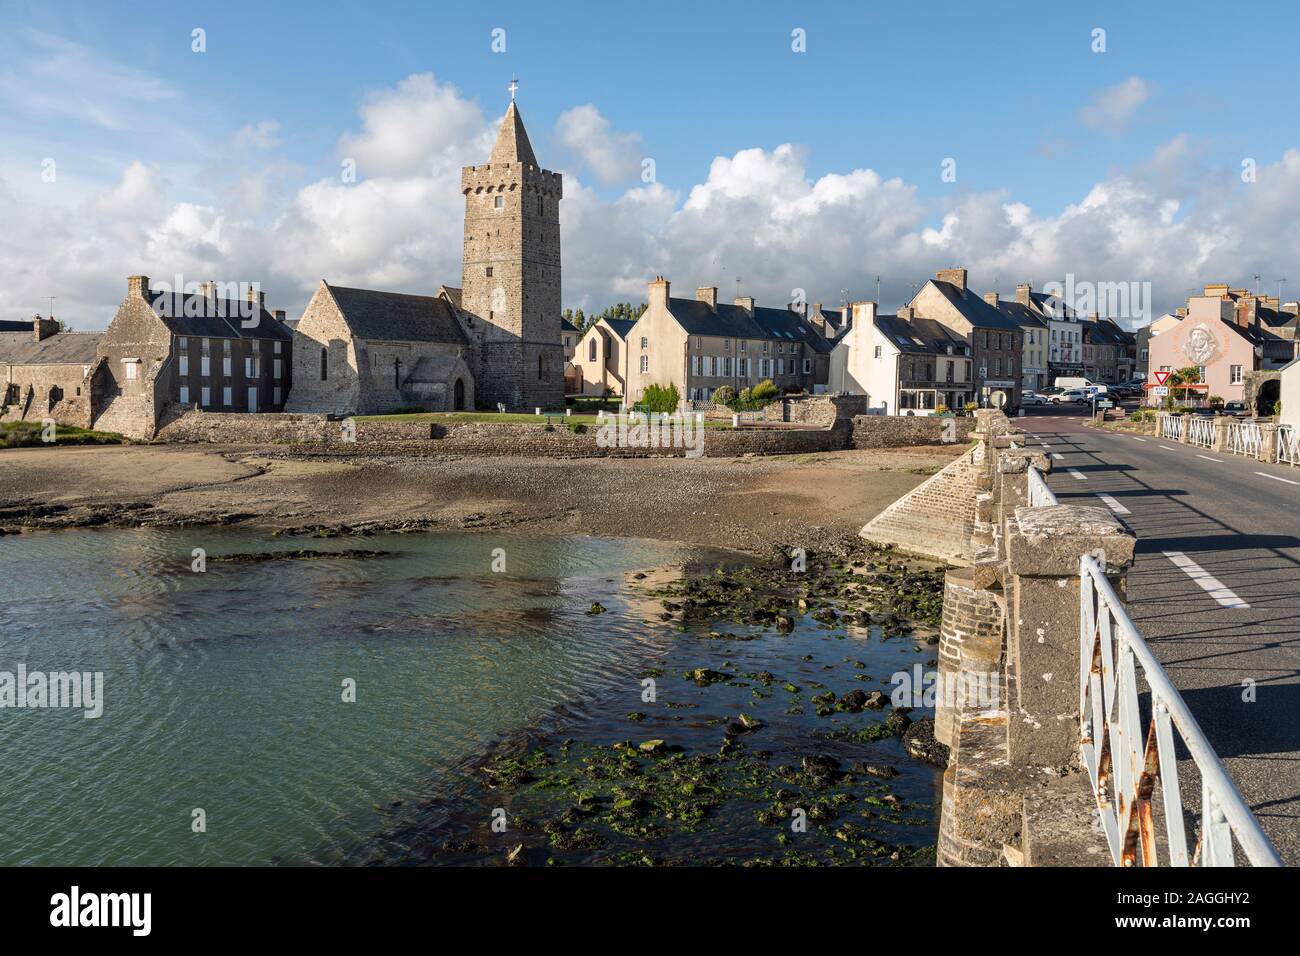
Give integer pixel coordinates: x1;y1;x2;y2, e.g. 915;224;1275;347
0;529;729;865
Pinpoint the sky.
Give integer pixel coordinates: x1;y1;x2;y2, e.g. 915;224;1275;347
2;0;1300;330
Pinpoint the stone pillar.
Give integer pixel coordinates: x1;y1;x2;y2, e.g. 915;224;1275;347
1178;412;1192;443
935;567;1003;749
1003;504;1135;769
1213;415;1231;453
1259;422;1278;463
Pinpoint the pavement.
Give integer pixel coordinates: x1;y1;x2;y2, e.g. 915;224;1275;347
1018;406;1300;864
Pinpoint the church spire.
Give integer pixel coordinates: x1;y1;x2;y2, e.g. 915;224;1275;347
489;82;538;167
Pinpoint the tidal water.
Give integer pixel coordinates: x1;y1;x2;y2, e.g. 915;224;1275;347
0;528;738;865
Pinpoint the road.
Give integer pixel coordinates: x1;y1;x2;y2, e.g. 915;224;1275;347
1019;406;1300;864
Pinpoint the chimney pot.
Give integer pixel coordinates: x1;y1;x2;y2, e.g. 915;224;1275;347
983;291;1000;307
695;286;718;310
935;268;968;293
1015;283;1032;306
127;275;151;297
733;296;755;313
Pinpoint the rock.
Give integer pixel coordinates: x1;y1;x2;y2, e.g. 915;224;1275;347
864;691;889;710
638;739;666;753
775;615;794;633
687;667;729;685
902;717;950;768
801;754;840;776
853;763;899;779
885;710;912;736
507;843;525;865
835;689;869;713
587;601;607;615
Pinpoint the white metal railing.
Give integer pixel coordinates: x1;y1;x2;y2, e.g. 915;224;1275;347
1079;555;1282;867
1278;424;1298;466
1027;464;1058;507
1226;420;1262;458
1186;416;1215;449
1159;413;1183;441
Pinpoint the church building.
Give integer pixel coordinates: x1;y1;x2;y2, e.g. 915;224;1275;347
287;88;564;415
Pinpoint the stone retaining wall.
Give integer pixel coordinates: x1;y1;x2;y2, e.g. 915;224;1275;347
850;415;976;448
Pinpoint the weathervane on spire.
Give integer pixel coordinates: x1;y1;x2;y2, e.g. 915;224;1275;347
508;75;518;102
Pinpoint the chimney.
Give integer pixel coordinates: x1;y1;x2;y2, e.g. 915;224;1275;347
1175;307;1188;318
199;280;214;299
33;314;59;342
648;276;670;312
1283;301;1300;316
809;302;825;334
983;291;1000;307
247;285;267;312
695;286;718;310
274;309;286;323
1015;283;1032;306
851;301;877;326
898;305;915;320
935;268;967;292
733;296;755;313
1203;283;1230;298
128;275;151;298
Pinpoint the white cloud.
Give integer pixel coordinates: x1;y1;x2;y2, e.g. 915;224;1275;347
7;70;1300;334
1081;77;1150;130
553;104;643;184
235;121;282;149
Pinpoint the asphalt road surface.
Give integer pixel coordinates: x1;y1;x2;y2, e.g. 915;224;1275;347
1019;406;1300;864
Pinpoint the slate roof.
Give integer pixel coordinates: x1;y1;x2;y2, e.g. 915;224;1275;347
148;293;292;341
0;331;103;365
1220;318;1292;356
0;320;33;332
1030;290;1078;320
992;300;1048;330
875;315;970;355
930;280;1023;331
561;318;580;334
1256;305;1300;330
437;285;463;310
666;298;830;351
603;318;637;340
326;284;469;346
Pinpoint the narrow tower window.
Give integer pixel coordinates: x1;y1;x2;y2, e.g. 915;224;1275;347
320;347;327;381
494;196;503;209
537;195;543;215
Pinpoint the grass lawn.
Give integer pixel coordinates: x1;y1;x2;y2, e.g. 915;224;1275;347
352;411;734;428
0;420;127;448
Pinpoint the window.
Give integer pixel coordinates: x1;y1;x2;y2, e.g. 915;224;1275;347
722;357;732;376
273;341;282;354
1195;366;1206;383
125;362;138;381
1230;364;1243;385
703;356;714;376
640;337;648;350
802;358;811;374
245;357;258;378
494;195;503;209
274;359;282;380
537;196;544;215
589;339;597;362
691;355;701;376
873;345;881;359
761;358;771;377
179;386;190;405
179;355;189;376
695;337;701;350
740;340;747;352
777;359;785;376
538;354;544;379
763;341;770;354
223;387;232;407
274;386;281;406
486;266;493;277
738;357;748;377
321;347;328;381
248;387;258;412
201;386;210;407
201;355;210;377
724;339;730;351
222;355;232;377
639;355;648;374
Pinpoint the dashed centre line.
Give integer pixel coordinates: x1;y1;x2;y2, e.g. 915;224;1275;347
1067;468;1087;480
1132;437;1148;443
1197;454;1224;463
1256;471;1300;486
1096;493;1131;515
1162;551;1250;609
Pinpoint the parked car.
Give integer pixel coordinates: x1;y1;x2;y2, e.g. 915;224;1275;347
1020;393;1048;406
1222;401;1250;417
1050;388;1089;405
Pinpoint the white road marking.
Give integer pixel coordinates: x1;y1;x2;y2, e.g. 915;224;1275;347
1163;551;1250;609
1096;493;1131;515
1067;468;1087;480
1132;437;1148;443
1195;454;1224;463
1160;445;1179;451
1256;471;1300;486
1051;453;1064;460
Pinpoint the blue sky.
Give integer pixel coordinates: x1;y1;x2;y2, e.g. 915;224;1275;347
2;0;1299;325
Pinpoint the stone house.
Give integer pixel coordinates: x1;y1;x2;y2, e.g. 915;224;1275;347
93;276;294;438
985;291;1049;392
1146;288;1292;409
285;282;474;416
571;317;636;396
828;301;972;412
621;279;830;402
1;317;103;426
908;269;1022;410
561;317;579;361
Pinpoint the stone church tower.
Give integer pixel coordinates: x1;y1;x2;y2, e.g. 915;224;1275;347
460;96;564;410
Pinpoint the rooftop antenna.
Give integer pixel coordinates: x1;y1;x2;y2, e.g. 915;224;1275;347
508;75;518;102
1253;273;1261;298
1275;277;1287;303
875;275;881;304
45;296;55;321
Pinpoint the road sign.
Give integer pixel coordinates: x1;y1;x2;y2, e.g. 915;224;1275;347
1153;386;1169;397
1096;399;1114;408
1154;370;1171;385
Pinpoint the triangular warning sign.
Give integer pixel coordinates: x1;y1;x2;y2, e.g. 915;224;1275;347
1154;370;1171;385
